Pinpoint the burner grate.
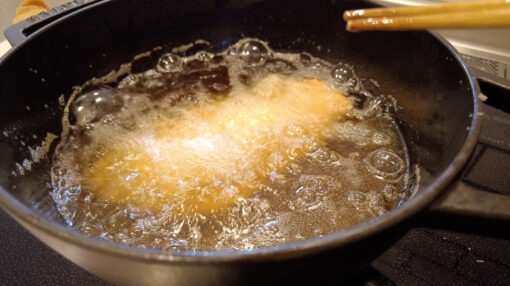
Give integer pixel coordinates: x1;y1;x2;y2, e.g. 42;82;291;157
461;53;507;79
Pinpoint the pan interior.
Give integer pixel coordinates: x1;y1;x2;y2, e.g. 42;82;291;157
39;37;413;251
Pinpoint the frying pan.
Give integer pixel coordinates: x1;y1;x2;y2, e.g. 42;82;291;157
1;0;509;285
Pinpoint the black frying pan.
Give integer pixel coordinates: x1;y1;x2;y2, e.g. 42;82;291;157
0;0;508;285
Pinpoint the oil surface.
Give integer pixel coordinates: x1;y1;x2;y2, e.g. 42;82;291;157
51;39;410;251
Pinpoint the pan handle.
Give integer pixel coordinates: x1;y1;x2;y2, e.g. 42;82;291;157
421;180;510;238
3;0;105;47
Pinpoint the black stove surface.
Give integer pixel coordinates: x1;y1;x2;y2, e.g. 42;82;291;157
1;100;509;286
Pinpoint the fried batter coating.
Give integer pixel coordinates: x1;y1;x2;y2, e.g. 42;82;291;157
82;75;352;214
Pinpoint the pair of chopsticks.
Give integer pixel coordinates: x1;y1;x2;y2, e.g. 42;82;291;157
344;0;510;32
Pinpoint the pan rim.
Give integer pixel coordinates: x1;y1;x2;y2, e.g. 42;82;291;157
0;1;481;263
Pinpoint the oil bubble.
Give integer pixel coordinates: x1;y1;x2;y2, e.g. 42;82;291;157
264;59;296;74
208;82;230;93
370;205;387;216
238;40;268;66
227;47;237;56
382;184;401;200
286;163;303;176
372;132;391;145
57;178;67;188
367;192;386;205
117;74;138;88
299;53;312;66
157;53;182;73
285;125;304;137
270;172;287;185
347;190;366;203
51;166;67;176
197;51;214;61
71;85;123;127
367;192;388;216
314;147;331;162
368;193;387;216
142;69;161;79
185;59;207;70
331;64;353;82
292;181;325;210
364;149;404;180
169;238;188;250
312;61;328;70
286;148;301;160
260;220;280;236
295;186;317;202
328;122;372;145
143;79;164;89
66;185;81;195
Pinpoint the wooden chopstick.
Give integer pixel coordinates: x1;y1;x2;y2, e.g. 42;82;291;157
347;7;510;32
344;0;510;32
344;0;509;20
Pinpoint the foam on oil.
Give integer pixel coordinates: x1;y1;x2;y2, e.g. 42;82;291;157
51;39;410;251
